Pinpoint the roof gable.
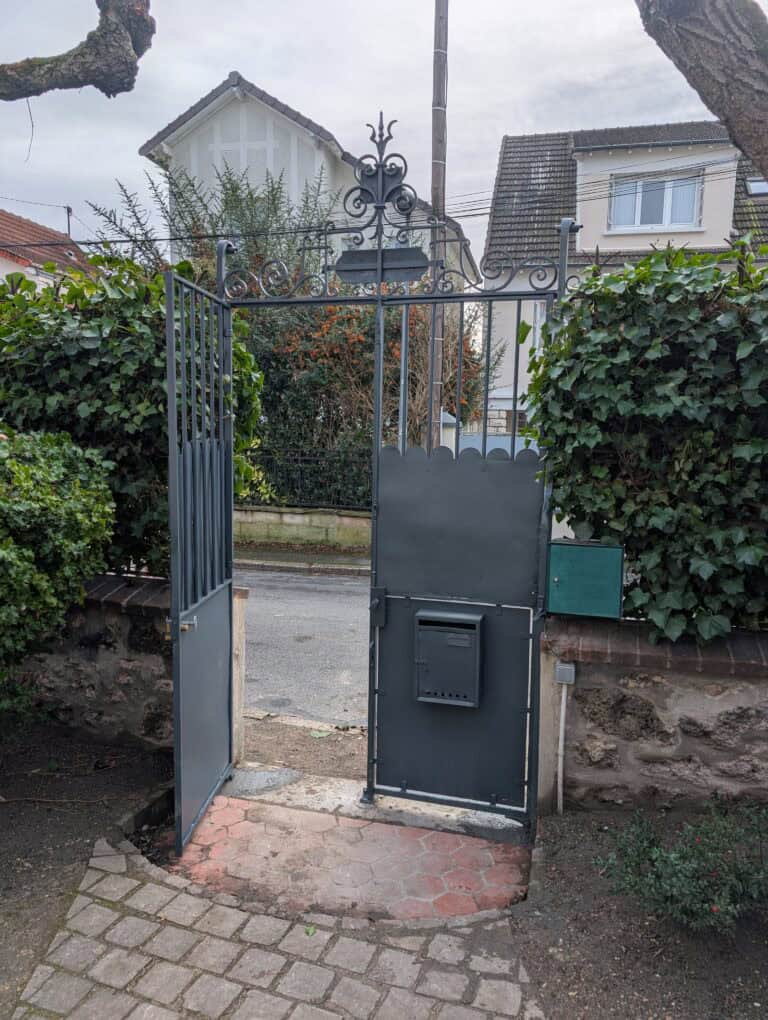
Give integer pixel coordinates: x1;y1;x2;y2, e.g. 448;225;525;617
139;71;356;165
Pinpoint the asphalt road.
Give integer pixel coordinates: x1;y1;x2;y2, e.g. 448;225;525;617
236;568;369;726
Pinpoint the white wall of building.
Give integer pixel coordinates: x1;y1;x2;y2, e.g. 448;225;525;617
160;91;356;210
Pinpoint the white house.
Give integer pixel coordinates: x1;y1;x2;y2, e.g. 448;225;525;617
140;71;475;268
483;120;767;441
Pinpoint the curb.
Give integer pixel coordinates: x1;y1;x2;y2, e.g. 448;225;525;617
233;557;370;578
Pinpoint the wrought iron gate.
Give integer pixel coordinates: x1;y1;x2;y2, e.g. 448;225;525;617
166;261;235;853
167;115;573;846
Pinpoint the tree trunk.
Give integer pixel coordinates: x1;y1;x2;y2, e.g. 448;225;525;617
635;0;768;177
0;0;155;101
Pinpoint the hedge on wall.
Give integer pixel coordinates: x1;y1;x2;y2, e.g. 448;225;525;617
0;429;114;675
0;256;262;575
529;245;768;642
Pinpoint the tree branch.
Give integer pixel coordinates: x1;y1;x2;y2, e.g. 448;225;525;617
0;0;155;101
635;0;768;177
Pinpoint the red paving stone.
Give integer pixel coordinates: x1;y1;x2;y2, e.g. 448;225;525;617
172;796;530;920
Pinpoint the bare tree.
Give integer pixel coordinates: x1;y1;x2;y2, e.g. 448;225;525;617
0;0;155;101
635;0;768;177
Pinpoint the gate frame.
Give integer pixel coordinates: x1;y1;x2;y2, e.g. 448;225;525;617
168;114;575;847
166;263;236;854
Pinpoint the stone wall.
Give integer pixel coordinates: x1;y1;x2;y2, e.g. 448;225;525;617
539;617;768;811
234;505;370;550
18;576;248;755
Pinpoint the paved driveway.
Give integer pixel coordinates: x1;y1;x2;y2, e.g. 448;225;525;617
237;569;369;727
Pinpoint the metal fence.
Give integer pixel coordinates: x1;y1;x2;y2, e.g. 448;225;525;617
244;447;372;511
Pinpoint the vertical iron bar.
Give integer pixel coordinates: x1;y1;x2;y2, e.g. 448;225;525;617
208;299;216;591
511;300;522;457
189;290;201;605
397;304;409;454
199;296;210;598
178;284;188;610
426;303;437;454
165;273;183;856
222;305;234;582
454;301;464;457
481;301;493;457
557;217;576;300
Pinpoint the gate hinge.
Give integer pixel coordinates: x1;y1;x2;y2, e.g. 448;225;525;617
370;587;387;628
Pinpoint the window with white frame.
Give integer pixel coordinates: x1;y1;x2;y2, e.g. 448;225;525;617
609;171;703;230
746;177;768;196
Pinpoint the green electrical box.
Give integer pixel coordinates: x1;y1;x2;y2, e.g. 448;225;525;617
547;540;624;619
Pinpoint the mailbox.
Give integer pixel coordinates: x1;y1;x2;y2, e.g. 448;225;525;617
547;540;624;619
414;610;483;708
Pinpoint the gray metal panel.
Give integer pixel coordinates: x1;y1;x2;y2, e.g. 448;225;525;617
376;446;545;607
176;585;232;848
377;598;532;809
167;269;234;855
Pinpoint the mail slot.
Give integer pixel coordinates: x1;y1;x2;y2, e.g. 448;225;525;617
414;610;483;708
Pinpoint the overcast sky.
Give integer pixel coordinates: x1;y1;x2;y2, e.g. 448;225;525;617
1;1;758;257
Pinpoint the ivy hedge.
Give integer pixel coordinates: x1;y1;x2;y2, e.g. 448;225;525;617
0;257;261;575
0;428;114;679
529;246;768;642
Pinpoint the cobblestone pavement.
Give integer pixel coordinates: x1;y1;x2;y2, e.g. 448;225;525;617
171;797;530;921
13;836;546;1019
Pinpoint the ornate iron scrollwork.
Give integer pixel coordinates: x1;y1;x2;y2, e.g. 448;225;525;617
221;114;563;302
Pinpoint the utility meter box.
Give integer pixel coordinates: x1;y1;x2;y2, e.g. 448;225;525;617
547;540;624;619
414;610;483;708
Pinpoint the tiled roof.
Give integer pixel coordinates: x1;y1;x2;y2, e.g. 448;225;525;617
0;208;88;274
485;120;767;267
572;120;730;150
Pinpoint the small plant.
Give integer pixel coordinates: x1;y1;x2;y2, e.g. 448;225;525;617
598;801;768;932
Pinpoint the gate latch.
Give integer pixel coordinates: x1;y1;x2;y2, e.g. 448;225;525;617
370;587;387;628
180;615;198;633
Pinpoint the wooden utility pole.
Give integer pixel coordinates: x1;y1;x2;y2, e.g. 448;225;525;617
430;0;448;450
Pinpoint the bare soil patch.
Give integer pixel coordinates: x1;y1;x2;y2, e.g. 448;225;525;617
244;714;366;780
0;717;171;1014
514;809;768;1020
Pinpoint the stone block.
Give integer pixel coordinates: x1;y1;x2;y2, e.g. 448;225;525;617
231;989;292;1019
276;961;334;1002
328;975;380;1018
228;947;286;987
182;974;242;1018
88;947;149;988
68;903;119;937
144;925;201;962
277;924;333;961
194;903;248;938
68;987;137;1019
47;934;106;972
28;971;92;1013
368;948;421;989
375;987;435;1020
323;937;376;973
416;967;469;1002
240;914;291;946
125;883;177;915
473;978;522;1016
106;916;160;948
134;960;195;1005
186;935;243;974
